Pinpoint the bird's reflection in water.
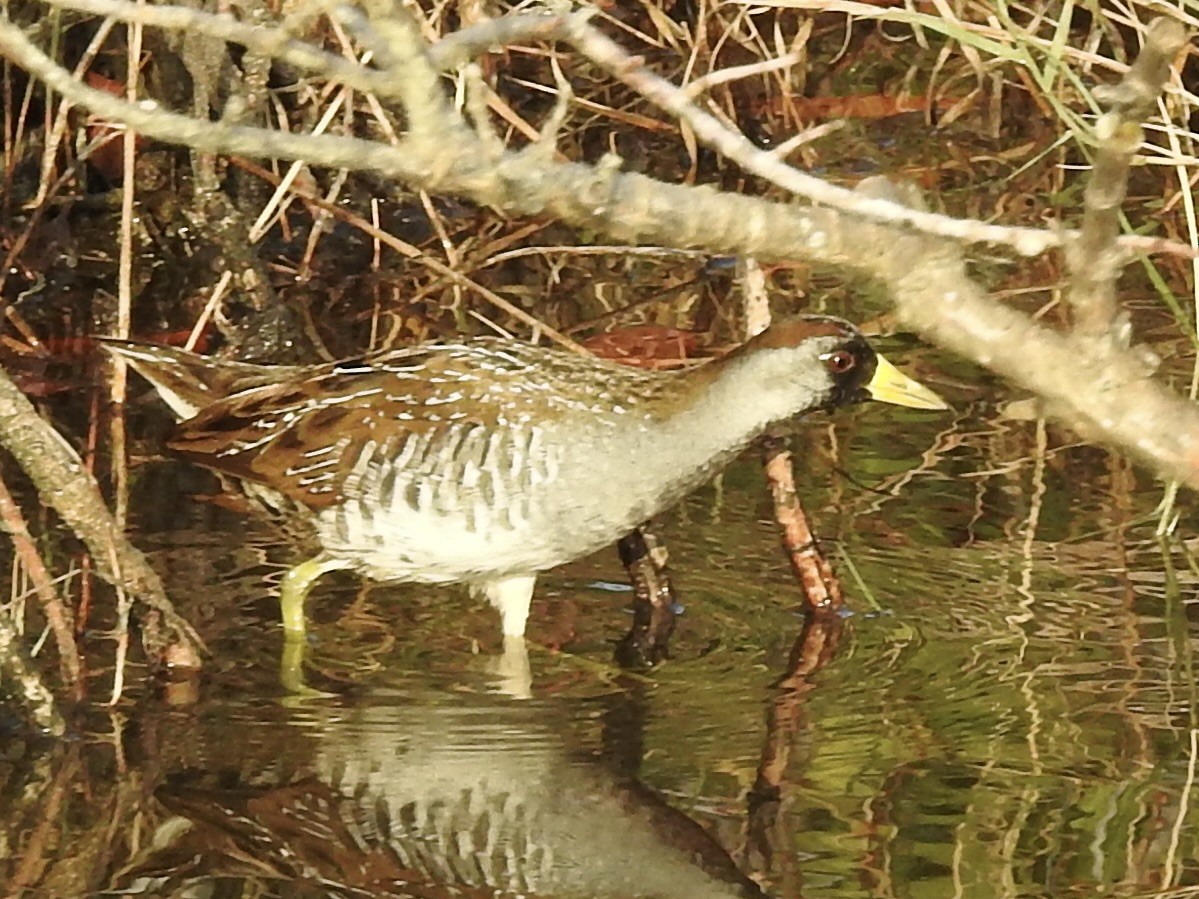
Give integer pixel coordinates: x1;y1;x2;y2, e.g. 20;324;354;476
112;649;762;899
484;634;534;699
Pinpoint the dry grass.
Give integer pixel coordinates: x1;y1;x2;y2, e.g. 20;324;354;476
0;0;1190;357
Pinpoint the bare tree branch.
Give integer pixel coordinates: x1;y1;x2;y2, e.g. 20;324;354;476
19;0;1192;260
1067;16;1190;338
0;369;203;662
855;176;1199;487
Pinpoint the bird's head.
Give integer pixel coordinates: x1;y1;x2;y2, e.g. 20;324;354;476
736;315;948;414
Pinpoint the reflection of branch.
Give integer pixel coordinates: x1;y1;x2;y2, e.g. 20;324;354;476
7;747;79;890
0;469;78;690
0;614;64;734
1;4;1198;489
745;610;845;878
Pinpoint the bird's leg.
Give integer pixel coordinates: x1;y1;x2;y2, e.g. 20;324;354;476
479;574;537;637
615;526;678;669
279;554;352;636
277;554;353;697
476;577;535;697
490;635;533;699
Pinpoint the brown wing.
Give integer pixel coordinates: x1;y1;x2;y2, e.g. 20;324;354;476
166;340;659;511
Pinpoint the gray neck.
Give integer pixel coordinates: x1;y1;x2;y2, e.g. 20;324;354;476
669;350;822;449
608;351;829;519
517;347;836;558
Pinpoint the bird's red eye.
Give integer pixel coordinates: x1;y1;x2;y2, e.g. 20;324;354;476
823;350;855;374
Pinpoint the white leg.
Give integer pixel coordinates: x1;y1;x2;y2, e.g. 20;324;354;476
479;575;537;637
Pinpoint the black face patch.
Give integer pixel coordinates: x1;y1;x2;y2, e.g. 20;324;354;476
821;337;878;409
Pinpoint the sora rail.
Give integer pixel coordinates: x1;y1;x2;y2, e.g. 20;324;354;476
102;316;946;642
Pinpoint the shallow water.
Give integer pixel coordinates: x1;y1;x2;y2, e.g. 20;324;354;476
6;339;1199;899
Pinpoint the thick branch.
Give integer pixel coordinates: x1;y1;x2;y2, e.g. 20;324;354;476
0;370;202;658
558;17;1190;261
852;177;1199;486
18;0;1192;260
0;12;957;262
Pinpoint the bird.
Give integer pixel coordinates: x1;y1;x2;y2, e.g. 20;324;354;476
100;315;946;646
115;690;767;898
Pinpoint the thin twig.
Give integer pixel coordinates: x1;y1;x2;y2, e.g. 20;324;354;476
560;16;1189;259
683;51;801;98
0;470;79;690
231;157;590;353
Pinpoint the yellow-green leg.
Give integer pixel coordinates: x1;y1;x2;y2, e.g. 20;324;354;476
279;636;311;696
278;554;351;699
279;554;350;636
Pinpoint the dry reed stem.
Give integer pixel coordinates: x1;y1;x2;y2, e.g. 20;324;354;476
0;469;79;690
102;6;145;704
31;16;116;208
230;157;588;353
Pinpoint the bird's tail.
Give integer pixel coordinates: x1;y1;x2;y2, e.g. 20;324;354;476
97;338;278;421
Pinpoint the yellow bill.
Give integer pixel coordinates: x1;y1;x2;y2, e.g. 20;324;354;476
867;355;949;410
